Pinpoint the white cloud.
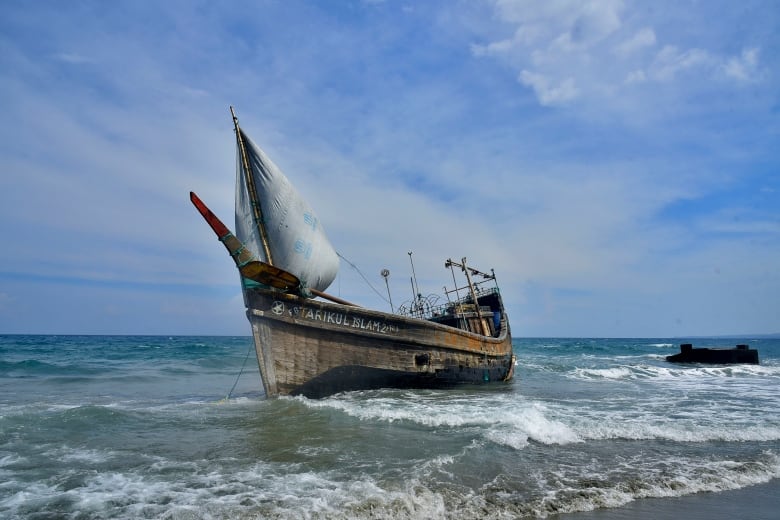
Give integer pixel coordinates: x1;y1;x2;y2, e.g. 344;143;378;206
472;0;624;61
648;45;713;81
519;71;579;106
624;69;646;84
470;1;634;108
490;0;623;37
471;38;514;57
0;1;777;336
614;27;656;57
566;1;622;46
472;1;769;114
53;52;93;64
723;47;760;82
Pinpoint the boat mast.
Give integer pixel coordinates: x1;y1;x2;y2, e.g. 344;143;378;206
231;106;274;265
446;257;490;336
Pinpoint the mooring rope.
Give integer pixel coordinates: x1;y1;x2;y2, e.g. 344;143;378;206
224;341;254;401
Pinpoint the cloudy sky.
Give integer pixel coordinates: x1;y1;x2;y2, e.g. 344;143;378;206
1;0;777;337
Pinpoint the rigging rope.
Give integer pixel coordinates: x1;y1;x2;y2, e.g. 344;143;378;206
336;252;390;304
223;340;255;401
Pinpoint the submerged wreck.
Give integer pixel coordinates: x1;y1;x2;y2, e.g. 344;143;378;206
190;108;515;398
666;343;759;365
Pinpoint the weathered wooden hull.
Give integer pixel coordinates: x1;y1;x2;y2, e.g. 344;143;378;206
245;288;515;398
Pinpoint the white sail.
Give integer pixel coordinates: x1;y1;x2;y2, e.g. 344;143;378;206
235;130;339;292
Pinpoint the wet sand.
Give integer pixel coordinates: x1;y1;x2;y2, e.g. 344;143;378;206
559;479;780;520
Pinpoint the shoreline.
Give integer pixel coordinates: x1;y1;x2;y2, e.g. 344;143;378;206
559;479;780;520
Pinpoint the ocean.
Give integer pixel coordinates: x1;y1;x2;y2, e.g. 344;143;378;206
1;335;778;519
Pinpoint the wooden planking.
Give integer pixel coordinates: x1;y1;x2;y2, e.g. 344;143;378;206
246;287;514;396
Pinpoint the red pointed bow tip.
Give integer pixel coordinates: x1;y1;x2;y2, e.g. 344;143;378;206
189;191;230;238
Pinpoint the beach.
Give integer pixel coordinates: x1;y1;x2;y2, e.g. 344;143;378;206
566;480;780;520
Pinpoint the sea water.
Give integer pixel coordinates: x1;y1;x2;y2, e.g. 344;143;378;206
1;335;778;519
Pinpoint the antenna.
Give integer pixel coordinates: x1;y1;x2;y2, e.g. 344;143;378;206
408;251;422;315
381;269;394;313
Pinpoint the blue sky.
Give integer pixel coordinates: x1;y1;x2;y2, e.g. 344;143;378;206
0;0;777;337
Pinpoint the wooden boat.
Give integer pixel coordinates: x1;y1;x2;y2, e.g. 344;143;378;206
190;108;515;398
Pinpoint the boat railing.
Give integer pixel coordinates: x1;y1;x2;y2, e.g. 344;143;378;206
398;286;500;321
396;293;441;320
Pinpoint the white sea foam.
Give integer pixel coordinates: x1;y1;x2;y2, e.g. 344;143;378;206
577;416;780;442
485;402;582;449
572;366;635;380
306;393;586;451
50;463;450;520
533;394;780;443
569;362;780;382
303;382;780;450
302;393;501;428
524;451;780;517
52;446;117;464
645;353;669;360
3;446;778;519
0;454;24;467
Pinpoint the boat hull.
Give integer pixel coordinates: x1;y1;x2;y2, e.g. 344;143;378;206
245;288;515;398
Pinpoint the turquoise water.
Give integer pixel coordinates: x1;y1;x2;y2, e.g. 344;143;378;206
1;335;779;518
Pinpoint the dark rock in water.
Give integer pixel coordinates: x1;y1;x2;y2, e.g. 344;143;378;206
666;343;759;364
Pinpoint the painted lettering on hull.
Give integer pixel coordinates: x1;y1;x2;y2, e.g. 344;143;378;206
271;301;400;334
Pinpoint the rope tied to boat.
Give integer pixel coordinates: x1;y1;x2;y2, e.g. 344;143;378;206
220;340;255;402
